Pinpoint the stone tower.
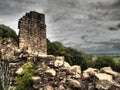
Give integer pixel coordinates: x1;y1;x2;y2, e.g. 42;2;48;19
18;11;47;54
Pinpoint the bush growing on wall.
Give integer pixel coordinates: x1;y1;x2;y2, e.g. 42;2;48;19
15;61;36;90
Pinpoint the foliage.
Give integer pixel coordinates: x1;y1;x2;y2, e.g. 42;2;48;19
0;24;18;42
15;61;36;90
94;56;116;69
114;61;120;72
47;40;92;70
0;81;3;90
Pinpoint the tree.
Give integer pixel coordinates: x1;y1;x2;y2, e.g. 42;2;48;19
0;24;18;42
95;56;116;69
47;40;92;70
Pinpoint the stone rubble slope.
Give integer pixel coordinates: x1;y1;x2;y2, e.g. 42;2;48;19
16;54;120;90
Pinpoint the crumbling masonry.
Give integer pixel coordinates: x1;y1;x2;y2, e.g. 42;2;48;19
18;11;47;54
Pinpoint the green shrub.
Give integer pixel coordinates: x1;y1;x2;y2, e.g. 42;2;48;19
47;40;92;70
95;56;116;69
15;61;36;90
114;61;120;72
0;24;18;42
0;81;3;90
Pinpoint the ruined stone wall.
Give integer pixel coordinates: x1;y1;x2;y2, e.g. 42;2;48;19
18;11;47;54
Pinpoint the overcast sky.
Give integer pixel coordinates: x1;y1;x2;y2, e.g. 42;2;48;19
1;0;120;54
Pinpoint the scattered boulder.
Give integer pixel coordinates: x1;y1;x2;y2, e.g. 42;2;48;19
63;61;71;69
83;68;98;79
32;76;41;82
83;72;90;79
67;79;81;89
95;73;113;90
32;76;41;89
44;85;54;90
70;65;81;74
54;56;64;67
84;68;98;76
45;69;56;76
16;67;23;75
57;85;65;90
100;67;119;77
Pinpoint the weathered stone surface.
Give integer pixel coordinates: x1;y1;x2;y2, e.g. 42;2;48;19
82;68;98;80
63;61;71;69
32;76;41;82
70;65;81;74
45;69;56;76
95;73;113;90
96;80;113;90
58;85;65;90
44;85;54;90
16;67;23;75
67;79;81;88
95;73;113;83
18;11;47;55
84;68;98;76
100;67;119;77
54;56;64;67
83;72;90;79
33;84;40;89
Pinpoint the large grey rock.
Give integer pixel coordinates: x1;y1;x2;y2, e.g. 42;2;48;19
32;76;41;82
100;67;119;77
45;69;56;76
84;68;98;76
58;85;65;90
70;65;81;74
44;85;54;90
63;61;71;69
83;68;98;79
32;77;41;89
95;73;113;90
67;79;81;88
83;72;90;79
54;56;64;67
16;67;23;75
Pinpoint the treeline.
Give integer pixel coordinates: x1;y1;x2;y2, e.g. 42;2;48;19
0;24;18;42
47;39;92;70
47;40;120;72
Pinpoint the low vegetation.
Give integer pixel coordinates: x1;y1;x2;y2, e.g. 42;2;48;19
0;24;18;42
15;61;36;90
47;39;92;70
0;81;3;90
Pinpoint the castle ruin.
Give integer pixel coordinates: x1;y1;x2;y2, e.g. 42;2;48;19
18;11;47;54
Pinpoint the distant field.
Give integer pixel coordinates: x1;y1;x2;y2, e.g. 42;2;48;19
92;54;120;64
113;58;120;63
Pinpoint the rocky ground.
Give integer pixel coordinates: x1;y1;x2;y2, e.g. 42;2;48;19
17;55;120;90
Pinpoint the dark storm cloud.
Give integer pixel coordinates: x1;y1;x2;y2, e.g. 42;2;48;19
112;0;120;7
